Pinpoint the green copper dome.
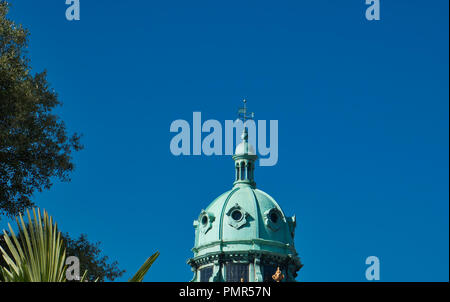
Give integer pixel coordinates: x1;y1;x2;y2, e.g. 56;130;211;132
193;186;297;258
188;102;302;282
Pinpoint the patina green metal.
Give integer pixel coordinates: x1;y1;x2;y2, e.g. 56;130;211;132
187;105;302;282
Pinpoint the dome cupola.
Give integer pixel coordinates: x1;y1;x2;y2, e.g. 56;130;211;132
233;128;257;188
187;100;302;282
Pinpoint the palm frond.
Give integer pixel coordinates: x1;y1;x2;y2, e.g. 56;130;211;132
1;208;160;282
129;252;160;282
0;209;67;282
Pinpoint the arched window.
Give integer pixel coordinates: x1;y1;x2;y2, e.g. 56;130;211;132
199;266;213;282
225;263;249;282
263;265;277;282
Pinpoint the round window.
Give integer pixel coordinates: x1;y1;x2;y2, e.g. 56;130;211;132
201;215;208;225
270;212;278;223
231;210;242;221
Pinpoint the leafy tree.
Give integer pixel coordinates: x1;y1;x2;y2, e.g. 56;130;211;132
0;1;83;217
62;233;125;282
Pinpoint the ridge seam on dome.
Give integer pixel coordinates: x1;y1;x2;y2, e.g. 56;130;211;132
250;189;260;241
218;187;240;242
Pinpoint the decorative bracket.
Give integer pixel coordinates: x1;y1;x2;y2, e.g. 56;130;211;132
287;215;296;238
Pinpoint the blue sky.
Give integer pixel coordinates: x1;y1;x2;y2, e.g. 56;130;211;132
2;0;448;281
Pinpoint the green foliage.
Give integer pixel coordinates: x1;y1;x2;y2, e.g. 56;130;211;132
63;233;125;282
0;1;83;217
0;230;126;282
0;208;70;281
0;208;159;282
129;252;160;282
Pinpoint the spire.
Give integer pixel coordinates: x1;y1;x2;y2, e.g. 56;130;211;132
233;99;257;188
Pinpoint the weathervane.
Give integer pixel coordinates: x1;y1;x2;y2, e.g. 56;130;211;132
237;99;255;122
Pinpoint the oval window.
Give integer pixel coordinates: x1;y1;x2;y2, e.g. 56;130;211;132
270;212;278;223
231;210;242;221
201;215;208;225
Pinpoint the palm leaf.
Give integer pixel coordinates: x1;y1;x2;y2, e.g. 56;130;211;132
0;209;67;282
129;252;160;282
1;208;160;282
